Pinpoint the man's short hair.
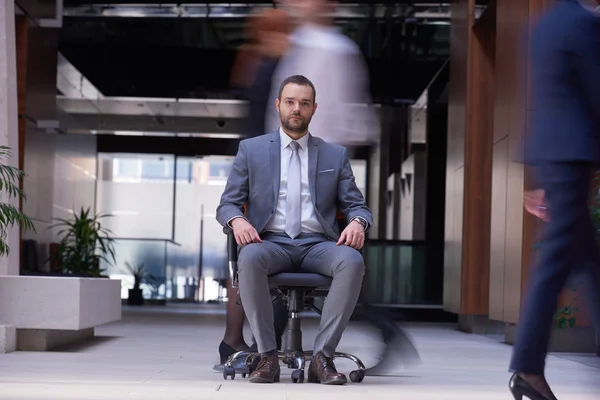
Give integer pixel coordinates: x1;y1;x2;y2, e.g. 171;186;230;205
277;75;317;103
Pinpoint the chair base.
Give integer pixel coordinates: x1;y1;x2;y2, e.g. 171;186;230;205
222;349;366;383
222;287;365;383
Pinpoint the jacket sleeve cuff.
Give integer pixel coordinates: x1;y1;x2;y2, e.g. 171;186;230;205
350;216;369;232
226;215;247;228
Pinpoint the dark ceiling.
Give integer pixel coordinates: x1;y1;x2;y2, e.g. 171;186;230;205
58;2;450;103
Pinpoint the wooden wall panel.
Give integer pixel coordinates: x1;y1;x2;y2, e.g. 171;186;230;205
444;0;471;314
488;0;559;323
447;0;588;329
461;21;495;315
488;0;530;323
445;0;496;316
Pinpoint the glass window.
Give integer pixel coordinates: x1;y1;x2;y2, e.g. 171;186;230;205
97;153;175;240
114;158;140;178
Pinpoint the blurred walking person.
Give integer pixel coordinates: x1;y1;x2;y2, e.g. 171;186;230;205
266;0;380;150
231;8;292;138
267;0;419;375
216;8;292;371
509;1;600;399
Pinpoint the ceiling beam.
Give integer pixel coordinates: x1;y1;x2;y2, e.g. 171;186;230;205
96;133;372;159
62;3;456;23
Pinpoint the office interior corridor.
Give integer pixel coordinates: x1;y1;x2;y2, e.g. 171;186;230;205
0;305;598;399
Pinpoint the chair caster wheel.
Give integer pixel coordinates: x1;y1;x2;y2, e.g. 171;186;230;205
239;365;251;379
291;369;305;383
349;370;364;383
223;366;236;380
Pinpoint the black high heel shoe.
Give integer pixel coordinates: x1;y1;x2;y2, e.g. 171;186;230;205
509;372;558;400
213;341;255;372
219;341;241;365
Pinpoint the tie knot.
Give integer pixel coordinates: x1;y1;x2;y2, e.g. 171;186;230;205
289;141;300;152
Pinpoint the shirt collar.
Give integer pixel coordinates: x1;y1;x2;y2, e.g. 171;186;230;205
279;127;309;151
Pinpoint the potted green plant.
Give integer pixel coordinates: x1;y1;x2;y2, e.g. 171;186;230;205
124;261;146;306
0;145;35;256
143;274;166;305
50;207;115;277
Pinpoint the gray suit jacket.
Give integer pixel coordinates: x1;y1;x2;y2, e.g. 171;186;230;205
216;131;373;240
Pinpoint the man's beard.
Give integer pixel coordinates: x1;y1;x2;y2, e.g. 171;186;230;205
280;114;310;133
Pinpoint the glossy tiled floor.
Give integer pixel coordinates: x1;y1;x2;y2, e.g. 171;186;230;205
0;305;598;399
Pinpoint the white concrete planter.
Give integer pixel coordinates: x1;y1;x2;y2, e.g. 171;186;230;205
0;276;122;351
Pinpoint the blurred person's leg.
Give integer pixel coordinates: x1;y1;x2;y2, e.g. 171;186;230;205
509;162;594;400
351;272;420;375
357;304;421;375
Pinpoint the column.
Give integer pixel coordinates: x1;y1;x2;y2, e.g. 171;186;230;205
444;0;496;333
0;0;21;276
0;0;20;353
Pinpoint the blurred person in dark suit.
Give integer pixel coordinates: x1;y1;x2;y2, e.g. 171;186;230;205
509;1;600;399
215;8;293;372
267;0;420;375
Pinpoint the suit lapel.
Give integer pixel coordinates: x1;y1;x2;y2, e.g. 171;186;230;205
308;134;318;204
269;132;281;204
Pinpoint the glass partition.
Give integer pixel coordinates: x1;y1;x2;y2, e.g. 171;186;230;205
350;159;367;197
97;152;368;303
102;238;174;300
362;240;429;305
173;156;233;284
97;153;175;240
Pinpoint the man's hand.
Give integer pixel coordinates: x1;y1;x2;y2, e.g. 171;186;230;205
524;189;550;222
337;220;365;250
231;218;262;246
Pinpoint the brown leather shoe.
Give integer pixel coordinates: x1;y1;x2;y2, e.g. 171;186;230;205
248;354;280;383
307;352;347;385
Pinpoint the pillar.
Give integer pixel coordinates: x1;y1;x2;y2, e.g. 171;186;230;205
0;0;20;353
444;0;496;333
0;0;21;277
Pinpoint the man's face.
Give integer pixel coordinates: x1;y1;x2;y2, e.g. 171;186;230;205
276;83;317;134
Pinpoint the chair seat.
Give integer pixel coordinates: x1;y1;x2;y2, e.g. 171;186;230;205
268;272;332;289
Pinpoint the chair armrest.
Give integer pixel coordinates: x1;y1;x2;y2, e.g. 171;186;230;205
223;226;239;288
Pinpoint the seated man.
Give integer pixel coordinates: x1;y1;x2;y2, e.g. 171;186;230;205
216;75;372;385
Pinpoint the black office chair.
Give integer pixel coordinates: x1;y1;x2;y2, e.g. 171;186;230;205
221;224;367;384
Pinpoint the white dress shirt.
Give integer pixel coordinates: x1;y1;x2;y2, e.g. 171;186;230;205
265;24;380;146
264;128;324;234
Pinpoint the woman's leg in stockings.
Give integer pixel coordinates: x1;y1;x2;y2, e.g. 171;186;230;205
217;279;251;366
222;279;249;349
